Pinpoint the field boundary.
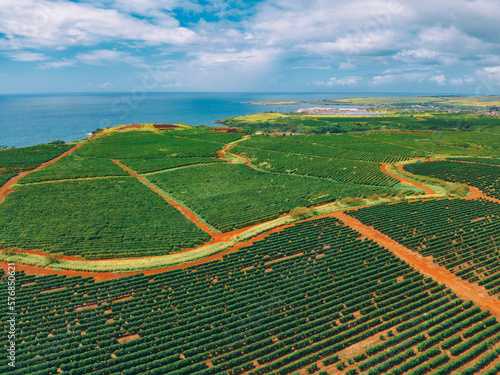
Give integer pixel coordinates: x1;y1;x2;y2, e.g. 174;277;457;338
0;142;87;204
333;211;500;318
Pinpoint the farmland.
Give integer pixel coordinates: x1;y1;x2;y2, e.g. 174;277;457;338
0;178;211;258
0;143;72;182
147;163;397;232
120;157;223;174
231;146;398;186
74;131;226;159
18;155;128;183
2;112;500;374
405;160;500;199
3;217;500;375
348;199;500;292
221;112;500;134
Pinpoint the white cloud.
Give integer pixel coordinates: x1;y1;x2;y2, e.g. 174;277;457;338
6;52;47;61
38;59;75;69
99;82;112;88
372;72;427;86
76;49;143;66
0;0;199;50
313;76;362;86
476;66;500;88
190;48;280;70
450;78;464;85
339;61;356;70
430;74;446;85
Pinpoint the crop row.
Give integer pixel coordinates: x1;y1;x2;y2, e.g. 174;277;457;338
74;131;225;159
147;163;398;231
238;134;413;163
1;216;499;374
0;178;211;258
18;156;128;183
0;143;72;180
232;146;398;187
348;198;500;290
405;160;500;199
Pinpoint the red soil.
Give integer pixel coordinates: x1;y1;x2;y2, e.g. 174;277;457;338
224;142;260;171
333;211;500;318
153;124;180;129
382;163;436;195
210;128;243;133
216;144;233;164
0;214;293;281
0;143;86;204
462;186;500;203
112;159;286;243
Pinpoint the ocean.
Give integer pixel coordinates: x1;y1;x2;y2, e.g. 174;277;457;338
0;92;420;148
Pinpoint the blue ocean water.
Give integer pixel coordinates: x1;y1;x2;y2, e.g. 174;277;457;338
0;92;427;148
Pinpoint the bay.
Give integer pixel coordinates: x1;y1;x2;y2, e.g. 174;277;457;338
0;92;416;147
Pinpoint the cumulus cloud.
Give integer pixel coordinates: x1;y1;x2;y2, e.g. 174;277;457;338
430;75;447;85
3;0;500;92
0;0;198;50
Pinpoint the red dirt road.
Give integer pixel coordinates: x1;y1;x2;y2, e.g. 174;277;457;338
0;217;291;282
112;159;284;243
216;144;233;164
333;211;500;318
0;143;86;204
381;163;435;195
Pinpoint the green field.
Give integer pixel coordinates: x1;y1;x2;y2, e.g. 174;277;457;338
3;114;500;375
237;133;415;162
18;155;128;183
74;131;224;159
405;160;500;199
120;157;223;174
0;178;212;258
0;143;72;182
222;112;500;134
3;217;500;375
349;199;500;292
232;146;398;186
148;163;398;232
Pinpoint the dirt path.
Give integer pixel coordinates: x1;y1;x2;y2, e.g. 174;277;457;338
216;144;233;164
332;211;500;318
0;143;86;204
113;159;220;237
462;186;500;203
381;163;436;195
0;218;292;282
402;159;500;203
112;159;287;243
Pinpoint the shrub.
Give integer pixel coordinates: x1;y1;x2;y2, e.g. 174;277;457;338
289;207;316;218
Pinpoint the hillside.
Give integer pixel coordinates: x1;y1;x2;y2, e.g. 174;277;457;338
2;118;500;374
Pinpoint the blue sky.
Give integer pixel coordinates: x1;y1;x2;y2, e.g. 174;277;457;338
1;0;500;94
